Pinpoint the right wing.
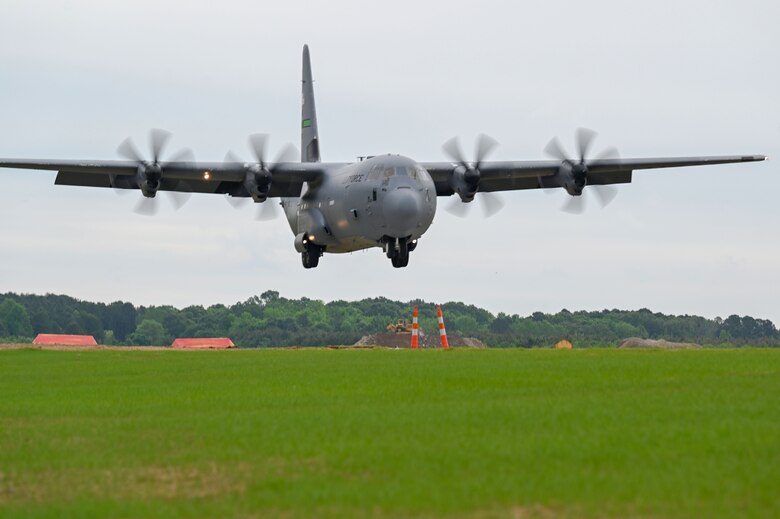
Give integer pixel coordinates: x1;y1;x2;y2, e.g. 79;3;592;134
0;159;332;198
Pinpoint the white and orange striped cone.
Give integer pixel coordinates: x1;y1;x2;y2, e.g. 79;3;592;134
411;305;419;349
437;305;449;349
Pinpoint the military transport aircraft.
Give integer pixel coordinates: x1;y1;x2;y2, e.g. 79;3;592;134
0;45;768;268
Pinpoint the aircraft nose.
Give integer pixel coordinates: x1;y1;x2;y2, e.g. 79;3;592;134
383;187;422;236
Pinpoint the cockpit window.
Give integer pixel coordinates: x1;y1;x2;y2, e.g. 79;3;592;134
368;164;428;182
368;165;383;181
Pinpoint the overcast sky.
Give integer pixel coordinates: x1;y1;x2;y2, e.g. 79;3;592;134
1;0;778;325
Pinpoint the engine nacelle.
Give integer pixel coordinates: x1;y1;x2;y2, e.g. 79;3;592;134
449;165;480;202
244;167;272;202
556;162;588;196
136;164;161;198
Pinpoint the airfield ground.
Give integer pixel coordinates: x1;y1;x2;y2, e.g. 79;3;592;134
0;347;778;518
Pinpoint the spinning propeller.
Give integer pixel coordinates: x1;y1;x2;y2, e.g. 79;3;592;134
224;134;298;221
544;128;619;214
441;134;504;218
116;129;195;216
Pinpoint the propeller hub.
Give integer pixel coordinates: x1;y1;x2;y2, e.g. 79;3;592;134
544;128;621;213
118;129;195;212
146;163;162;181
572;163;588;188
254;169;272;192
442;134;499;206
464;167;480;187
244;167;272;202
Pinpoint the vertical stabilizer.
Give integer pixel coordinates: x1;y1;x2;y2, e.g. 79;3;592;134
301;44;320;163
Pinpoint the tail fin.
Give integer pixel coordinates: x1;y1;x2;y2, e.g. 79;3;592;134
301;44;320;163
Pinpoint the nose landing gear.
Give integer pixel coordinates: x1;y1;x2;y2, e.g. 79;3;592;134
384;236;417;268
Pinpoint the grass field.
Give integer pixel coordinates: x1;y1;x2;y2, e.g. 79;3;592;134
0;348;778;518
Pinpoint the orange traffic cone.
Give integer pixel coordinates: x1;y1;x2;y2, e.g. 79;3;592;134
411;305;419;349
437;305;449;349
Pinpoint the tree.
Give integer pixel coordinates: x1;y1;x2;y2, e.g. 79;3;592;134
199;305;235;337
231;296;264;318
78;311;105;342
0;299;34;337
228;313;268;347
260;291;280;305
129;319;170;346
141;306;190;338
490;313;513;334
103;302;137;340
103;330;116;346
30;307;58;335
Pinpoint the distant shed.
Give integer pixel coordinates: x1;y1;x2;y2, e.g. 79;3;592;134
33;334;97;346
171;338;235;349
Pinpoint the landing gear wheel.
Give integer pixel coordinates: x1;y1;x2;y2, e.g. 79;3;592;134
302;245;322;269
390;237;410;268
391;255;409;268
398;237;409;259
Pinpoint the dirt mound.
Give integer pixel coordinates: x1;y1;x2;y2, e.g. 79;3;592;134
355;333;486;348
618;338;702;349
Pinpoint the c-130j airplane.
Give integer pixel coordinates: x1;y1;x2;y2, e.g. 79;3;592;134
0;45;768;268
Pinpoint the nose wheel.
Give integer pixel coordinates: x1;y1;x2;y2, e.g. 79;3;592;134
385;236;412;268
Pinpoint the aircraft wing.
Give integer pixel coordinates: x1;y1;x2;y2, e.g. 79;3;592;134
0;159;327;198
422;155;768;196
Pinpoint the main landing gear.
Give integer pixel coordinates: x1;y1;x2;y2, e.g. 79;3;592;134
302;243;324;269
385;236;417;268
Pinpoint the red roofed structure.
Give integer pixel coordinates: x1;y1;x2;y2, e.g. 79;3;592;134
33;334;98;346
171;338;235;349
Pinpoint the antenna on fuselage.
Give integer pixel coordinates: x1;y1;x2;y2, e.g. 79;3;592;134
301;44;320;163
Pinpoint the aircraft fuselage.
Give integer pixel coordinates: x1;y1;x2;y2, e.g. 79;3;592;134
282;154;436;261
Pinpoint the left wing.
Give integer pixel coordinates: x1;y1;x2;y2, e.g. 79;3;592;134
423;155;768;196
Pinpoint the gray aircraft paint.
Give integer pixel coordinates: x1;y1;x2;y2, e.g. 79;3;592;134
286;155;436;254
301;45;320;164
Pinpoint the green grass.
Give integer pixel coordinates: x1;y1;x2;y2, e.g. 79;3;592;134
0;348;778;518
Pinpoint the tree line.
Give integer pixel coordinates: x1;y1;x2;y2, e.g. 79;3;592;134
0;291;777;347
